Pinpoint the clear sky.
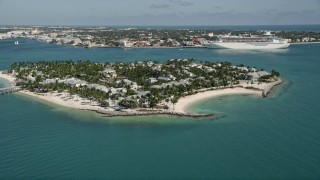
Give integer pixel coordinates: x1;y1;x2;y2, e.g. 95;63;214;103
0;0;319;26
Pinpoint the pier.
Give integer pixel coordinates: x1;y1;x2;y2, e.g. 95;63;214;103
0;86;21;95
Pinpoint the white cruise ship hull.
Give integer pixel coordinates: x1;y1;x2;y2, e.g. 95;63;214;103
204;42;290;49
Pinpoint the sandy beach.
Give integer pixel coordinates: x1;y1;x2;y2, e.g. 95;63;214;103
18;90;107;111
174;79;283;113
174;88;261;113
1;71;282;116
0;71;111;112
0;72;16;85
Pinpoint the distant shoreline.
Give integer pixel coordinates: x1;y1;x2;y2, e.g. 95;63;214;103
3;37;319;49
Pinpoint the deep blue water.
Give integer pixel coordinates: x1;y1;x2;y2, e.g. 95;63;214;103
0;38;320;179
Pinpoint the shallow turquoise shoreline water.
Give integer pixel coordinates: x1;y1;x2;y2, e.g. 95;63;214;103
0;38;320;178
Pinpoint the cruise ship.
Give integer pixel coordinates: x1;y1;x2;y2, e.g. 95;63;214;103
203;32;290;49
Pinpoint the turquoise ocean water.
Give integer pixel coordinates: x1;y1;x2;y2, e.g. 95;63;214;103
1;38;320;178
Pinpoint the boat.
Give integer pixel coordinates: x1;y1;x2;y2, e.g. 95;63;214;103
14;41;19;45
203;32;290;49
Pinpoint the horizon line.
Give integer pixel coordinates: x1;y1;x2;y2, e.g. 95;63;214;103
1;24;320;27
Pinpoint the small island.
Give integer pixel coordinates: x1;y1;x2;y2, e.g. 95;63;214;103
0;59;282;118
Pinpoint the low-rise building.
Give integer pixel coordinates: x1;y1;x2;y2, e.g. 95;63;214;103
145;78;158;84
183;70;196;78
41;79;57;85
158;77;171;81
237;67;249;71
151;64;162;71
257;71;270;77
64;78;87;87
103;68;117;78
203;66;216;73
116;79;139;90
248;72;260;80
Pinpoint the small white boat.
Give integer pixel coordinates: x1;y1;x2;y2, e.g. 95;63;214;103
15;41;19;45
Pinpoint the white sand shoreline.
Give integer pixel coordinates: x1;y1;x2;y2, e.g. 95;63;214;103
174;79;283;113
1;72;103;111
174;88;261;113
0;72;16;85
1;71;282;117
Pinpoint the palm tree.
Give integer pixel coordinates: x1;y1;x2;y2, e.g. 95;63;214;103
171;97;178;111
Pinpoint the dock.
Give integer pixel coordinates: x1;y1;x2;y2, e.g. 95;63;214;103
0;86;21;95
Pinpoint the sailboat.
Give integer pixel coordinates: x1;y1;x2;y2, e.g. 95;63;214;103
15;41;19;45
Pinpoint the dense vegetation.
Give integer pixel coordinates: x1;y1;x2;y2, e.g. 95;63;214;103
10;59;279;109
